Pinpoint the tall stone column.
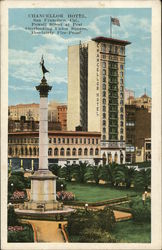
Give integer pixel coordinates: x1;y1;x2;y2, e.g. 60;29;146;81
28;76;58;210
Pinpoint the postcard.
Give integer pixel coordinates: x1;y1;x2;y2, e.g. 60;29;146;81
1;0;161;249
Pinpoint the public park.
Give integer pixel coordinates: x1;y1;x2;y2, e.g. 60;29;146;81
8;161;151;243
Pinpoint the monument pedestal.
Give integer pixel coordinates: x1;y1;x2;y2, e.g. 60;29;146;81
25;169;59;211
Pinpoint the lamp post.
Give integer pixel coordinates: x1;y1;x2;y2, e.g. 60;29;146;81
85;203;88;211
61;184;63;192
11;183;14;194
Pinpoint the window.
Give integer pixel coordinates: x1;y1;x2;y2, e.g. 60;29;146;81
71;138;74;144
96;139;98;144
95;148;99;155
103;120;106;126
120;79;123;84
120;100;124;105
120;121;123;126
75;138;78;144
84;148;88;156
102;62;106;68
103;69;106;75
120;47;124;54
54;148;58;156
67;138;69;144
103;113;106;119
120;135;123;141
62;138;65;143
120;114;123;120
103;76;106;82
101;44;106;52
33;148;36;156
84;138;86;144
103;84;106;90
120;86;123;91
90;148;93;156
103;98;106;104
48;148;52;156
103;127;106;133
29;147;32;156
120;93;123;98
58;138;61;144
120;128;123;134
72;148;76;156
120;71;123;77
60;148;64;156
115;46;118;54
49;138;52;143
80;138;82;144
78;148;82;156
88;139;90;144
102;135;106;140
66;148;71;156
120;107;123;112
120;64;124;70
103;106;106;112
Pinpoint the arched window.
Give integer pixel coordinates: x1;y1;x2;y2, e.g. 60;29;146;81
120;128;123;134
25;147;28;156
21;147;24;155
120;152;124;164
78;148;82;156
102;44;106;52
8;147;12;155
33;147;36;156
95;148;99;155
108;153;112;164
114;152;118;163
66;148;71;156
103;152;106;165
15;147;18;155
90;148;93;156
72;148;76;156
29;147;32;156
48;148;52;156
54;148;58;156
84;148;88;156
60;148;64;156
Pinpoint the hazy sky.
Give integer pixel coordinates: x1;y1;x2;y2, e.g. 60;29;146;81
9;8;151;105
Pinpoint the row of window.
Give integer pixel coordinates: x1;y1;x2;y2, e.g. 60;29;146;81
8;147;100;157
101;44;125;55
48;147;99;156
49;137;99;145
9;137;99;145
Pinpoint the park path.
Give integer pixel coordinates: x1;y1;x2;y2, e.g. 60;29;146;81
21;219;66;242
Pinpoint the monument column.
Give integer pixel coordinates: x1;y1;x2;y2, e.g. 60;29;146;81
28;57;58;210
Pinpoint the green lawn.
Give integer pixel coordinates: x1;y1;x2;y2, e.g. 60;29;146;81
112;220;151;243
66;182;138;202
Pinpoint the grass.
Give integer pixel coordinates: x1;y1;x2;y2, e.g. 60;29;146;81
112;220;151;243
66;182;139;202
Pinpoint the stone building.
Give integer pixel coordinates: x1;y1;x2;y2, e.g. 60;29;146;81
8;131;101;167
126;94;151;112
125;105;151;163
57;105;67;131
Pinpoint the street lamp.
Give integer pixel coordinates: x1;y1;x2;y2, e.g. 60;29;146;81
85;203;88;211
11;183;14;193
61;184;63;192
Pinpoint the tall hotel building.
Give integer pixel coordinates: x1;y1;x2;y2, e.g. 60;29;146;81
67;37;131;164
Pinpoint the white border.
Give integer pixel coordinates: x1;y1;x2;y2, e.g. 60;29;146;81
1;0;161;249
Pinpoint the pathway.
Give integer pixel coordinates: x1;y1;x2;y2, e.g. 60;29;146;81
21;219;66;242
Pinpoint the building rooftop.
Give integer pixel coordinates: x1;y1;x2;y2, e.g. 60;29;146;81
8;131;101;136
92;36;131;46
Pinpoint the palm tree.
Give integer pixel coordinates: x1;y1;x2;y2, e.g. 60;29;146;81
134;168;151;191
48;163;61;176
73;162;88;183
84;165;101;184
99;163;117;186
59;164;74;182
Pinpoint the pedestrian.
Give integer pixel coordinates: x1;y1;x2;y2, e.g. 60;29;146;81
142;192;145;205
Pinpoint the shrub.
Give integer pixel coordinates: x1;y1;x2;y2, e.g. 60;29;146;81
56;179;67;191
8;206;19;226
8;225;34;242
67;207;116;238
10;190;26;201
79;227;117;243
130;196;151;223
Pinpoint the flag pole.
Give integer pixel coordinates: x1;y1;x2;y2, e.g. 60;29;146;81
110;16;112;38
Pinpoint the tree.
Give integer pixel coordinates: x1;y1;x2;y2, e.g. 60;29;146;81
134;168;151;191
48;164;61;177
114;165;136;188
72;163;88;183
84;165;101;184
99;163;117;186
59;164;74;182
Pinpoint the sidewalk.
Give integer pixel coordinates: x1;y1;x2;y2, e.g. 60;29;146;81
21;219;66;242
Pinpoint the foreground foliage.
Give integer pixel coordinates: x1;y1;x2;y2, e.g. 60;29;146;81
67;208;117;242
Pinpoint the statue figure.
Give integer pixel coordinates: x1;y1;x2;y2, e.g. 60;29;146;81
40;55;49;76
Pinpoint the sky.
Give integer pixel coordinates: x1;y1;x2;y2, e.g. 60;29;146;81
9;8;151;105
